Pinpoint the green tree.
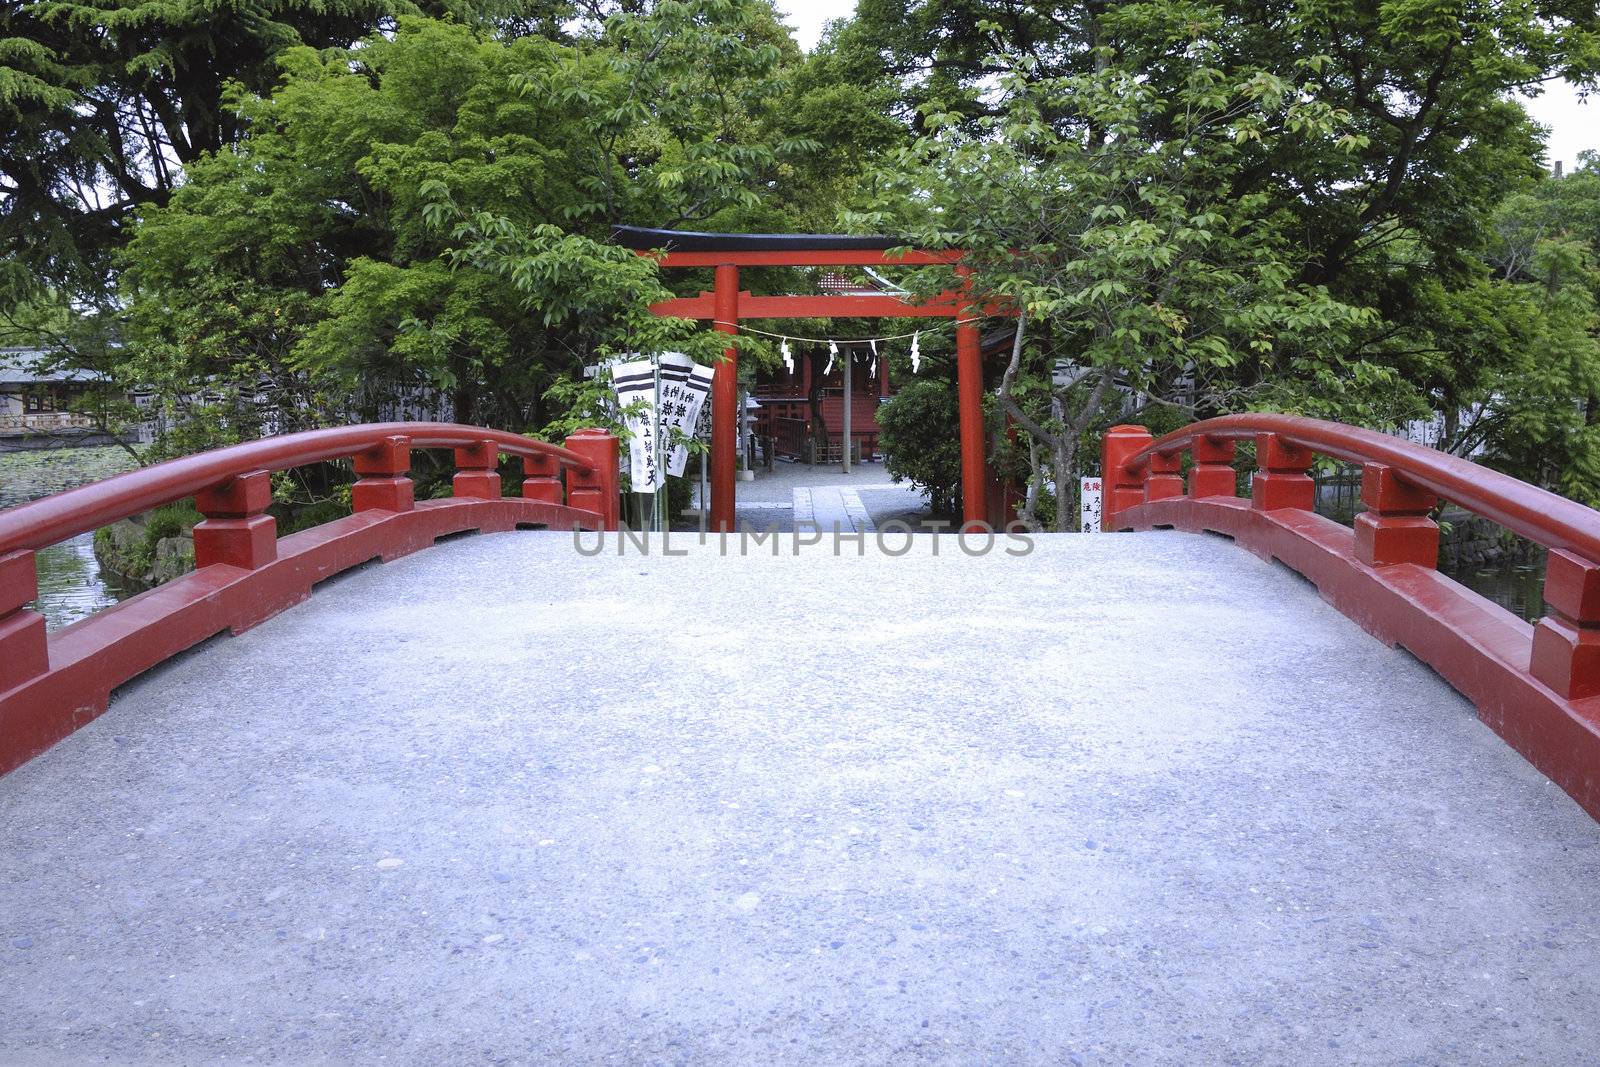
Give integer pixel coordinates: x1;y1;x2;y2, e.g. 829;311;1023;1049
118;4;828;452
1378;156;1600;502
2;0;433;304
876;377;964;516
841;0;1600;453
1491;153;1600;285
854;11;1380;529
843;0;1597;294
1483;237;1600;503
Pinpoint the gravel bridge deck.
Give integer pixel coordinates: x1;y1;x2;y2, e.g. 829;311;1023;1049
2;531;1598;1064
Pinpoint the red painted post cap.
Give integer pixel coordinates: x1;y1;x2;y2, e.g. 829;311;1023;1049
194;470;273;518
1360;464;1435;515
0;550;39;618
454;440;498;470
1544;549;1600;623
1255;432;1314;471
1191;435;1235;464
353;436;412;477
522;453;560;478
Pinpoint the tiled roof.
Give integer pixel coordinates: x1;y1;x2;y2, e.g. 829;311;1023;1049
0;347;107;384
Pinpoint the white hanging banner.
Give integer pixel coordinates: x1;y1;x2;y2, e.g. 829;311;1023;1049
910;333;921;373
611;359;660;493
1079;476;1103;534
657;353;716;478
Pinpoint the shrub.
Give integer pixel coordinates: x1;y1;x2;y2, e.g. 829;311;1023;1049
876;379;964;516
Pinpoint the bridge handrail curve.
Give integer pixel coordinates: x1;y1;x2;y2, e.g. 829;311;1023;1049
1120;413;1600;564
0;422;592;555
1;419;618;779
1103;411;1600;824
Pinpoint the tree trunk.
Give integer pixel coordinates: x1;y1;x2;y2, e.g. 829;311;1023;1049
1053;435;1077;532
1019;434;1044;531
807;351;828;460
451;351;476;425
1053;365;1118;532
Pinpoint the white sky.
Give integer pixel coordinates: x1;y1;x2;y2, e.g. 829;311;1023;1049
772;0;1596;172
1520;84;1596;172
773;0;856;51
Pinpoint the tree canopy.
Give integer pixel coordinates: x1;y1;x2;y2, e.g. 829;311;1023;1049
2;0;1598;517
840;0;1600;523
104;3;896;447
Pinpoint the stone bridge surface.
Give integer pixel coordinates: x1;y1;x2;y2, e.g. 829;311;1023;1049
2;531;1598;1064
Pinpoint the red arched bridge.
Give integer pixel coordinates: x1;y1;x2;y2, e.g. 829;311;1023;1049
0;423;620;774
1;414;1598;1062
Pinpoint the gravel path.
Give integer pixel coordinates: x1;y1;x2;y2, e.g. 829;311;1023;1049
3;531;1598;1064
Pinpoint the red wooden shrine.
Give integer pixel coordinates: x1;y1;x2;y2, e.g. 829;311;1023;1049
754;341;894;463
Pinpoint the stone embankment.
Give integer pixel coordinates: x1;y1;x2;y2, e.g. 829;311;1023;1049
93;507;197;588
1438;506;1542;568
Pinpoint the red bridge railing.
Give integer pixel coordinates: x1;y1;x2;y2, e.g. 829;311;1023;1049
0;422;619;776
1103;414;1600;821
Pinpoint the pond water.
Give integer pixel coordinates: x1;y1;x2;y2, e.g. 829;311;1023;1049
1315;474;1547;623
0;447;141;631
1447;555;1547;624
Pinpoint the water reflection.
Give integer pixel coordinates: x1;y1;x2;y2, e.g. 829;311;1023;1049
1447;555;1547;624
1314;470;1547;624
0;446;140;631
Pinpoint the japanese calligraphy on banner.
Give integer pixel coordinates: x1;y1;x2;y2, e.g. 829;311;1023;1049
611;359;660;493
1079;476;1103;533
610;353;717;491
657;353;715;478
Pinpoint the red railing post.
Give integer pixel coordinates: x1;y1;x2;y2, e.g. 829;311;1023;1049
1188;436;1237;498
0;550;48;691
1251;432;1315;511
1531;550;1600;699
352;435;414;513
563;429;620;530
193;470;277;570
1354;463;1438;567
521;453;562;505
1102;425;1153;531
1145;451;1184;502
452;440;501;500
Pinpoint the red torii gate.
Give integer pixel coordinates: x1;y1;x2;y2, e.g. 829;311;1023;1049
614;226;991;532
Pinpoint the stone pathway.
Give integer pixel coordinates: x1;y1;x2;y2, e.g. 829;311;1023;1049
792;484;893;533
683;461;924;535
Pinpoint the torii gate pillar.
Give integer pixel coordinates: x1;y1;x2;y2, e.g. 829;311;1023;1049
712;264;739;532
955;288;986;531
